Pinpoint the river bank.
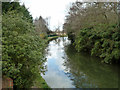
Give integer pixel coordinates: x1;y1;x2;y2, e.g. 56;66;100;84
32;75;50;88
47;35;67;41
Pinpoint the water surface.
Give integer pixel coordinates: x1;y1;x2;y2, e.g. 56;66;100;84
42;37;118;88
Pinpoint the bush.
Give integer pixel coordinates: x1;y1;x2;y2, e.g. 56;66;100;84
2;11;46;88
75;24;120;64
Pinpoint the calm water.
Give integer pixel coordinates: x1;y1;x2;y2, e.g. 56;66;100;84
42;37;118;88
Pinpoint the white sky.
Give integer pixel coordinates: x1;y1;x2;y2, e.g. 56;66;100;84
20;0;77;31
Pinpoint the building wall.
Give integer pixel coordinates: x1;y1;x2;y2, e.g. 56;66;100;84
2;76;13;89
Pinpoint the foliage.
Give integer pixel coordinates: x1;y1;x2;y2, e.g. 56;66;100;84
33;75;50;88
2;4;46;88
2;2;33;23
75;24;120;63
40;33;47;39
64;2;120;64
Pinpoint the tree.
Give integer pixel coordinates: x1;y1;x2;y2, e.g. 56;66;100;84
2;2;33;23
64;2;120;64
34;16;49;34
2;2;46;88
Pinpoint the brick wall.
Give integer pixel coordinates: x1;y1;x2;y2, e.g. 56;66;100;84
2;76;13;89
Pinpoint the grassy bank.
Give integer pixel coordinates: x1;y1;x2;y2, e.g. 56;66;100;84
47;36;59;41
32;75;50;88
47;35;68;41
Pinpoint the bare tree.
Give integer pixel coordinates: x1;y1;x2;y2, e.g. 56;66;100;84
34;16;49;35
64;2;118;37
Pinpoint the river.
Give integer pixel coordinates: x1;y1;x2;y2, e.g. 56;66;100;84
42;37;118;88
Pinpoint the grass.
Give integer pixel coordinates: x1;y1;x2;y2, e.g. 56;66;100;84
47;36;59;41
32;75;51;89
47;35;68;41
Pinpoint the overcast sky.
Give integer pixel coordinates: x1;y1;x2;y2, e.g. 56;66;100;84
20;0;78;30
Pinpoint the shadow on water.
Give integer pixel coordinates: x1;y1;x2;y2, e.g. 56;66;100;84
42;37;119;88
64;44;119;88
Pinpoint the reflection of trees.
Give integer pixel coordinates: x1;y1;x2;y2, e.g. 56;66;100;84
54;38;61;46
62;37;66;42
64;44;118;88
57;39;61;46
55;37;68;46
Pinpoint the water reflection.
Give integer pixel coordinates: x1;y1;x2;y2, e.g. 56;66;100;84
42;37;73;88
42;37;118;88
64;45;118;88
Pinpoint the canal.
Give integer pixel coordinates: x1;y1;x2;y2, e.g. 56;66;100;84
42;37;118;88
